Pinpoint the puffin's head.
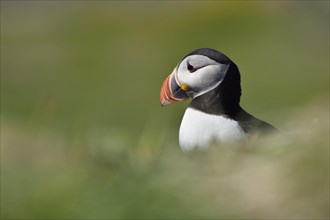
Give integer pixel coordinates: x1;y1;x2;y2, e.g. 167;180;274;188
160;48;238;106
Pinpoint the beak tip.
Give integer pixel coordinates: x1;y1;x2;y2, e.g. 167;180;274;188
160;99;171;106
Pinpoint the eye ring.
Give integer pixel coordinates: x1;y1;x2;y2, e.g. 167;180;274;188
187;61;197;73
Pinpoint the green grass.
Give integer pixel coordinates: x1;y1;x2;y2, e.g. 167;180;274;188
1;100;329;219
1;1;329;219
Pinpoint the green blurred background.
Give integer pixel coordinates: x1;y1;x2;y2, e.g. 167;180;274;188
1;1;329;219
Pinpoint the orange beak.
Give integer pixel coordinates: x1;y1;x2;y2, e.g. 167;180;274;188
160;68;189;106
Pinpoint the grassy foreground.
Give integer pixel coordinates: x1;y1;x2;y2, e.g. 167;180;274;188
1;99;329;219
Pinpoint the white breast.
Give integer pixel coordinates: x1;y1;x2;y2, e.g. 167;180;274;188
179;108;246;151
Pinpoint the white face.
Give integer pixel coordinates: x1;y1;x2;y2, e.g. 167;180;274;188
176;55;230;98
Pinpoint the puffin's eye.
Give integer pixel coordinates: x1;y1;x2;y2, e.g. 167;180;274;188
187;61;197;73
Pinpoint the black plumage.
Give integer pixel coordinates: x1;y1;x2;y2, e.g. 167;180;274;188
187;48;277;134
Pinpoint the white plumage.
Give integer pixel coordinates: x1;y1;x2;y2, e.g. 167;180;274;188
179;108;246;151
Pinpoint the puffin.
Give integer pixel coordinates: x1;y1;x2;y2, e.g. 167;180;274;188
160;48;277;151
